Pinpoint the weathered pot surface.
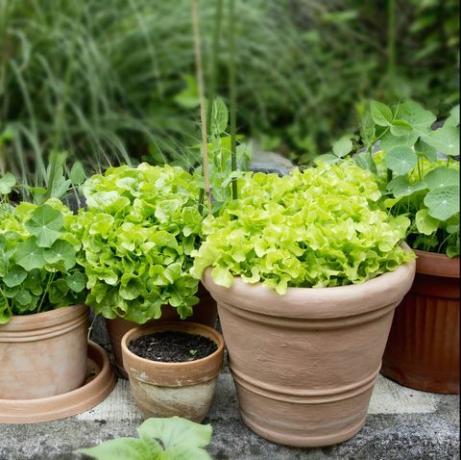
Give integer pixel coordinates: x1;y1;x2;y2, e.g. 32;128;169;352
121;321;224;422
107;283;218;377
382;250;460;394
0;305;89;400
202;258;416;447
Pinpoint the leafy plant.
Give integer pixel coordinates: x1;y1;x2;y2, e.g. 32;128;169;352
329;100;460;257
79;416;213;460
76;164;203;323
0;198;87;324
192;161;413;294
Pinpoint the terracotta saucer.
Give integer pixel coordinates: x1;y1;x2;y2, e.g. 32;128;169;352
0;341;116;424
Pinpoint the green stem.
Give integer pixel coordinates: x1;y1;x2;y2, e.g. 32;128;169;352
37;272;56;314
228;0;238;200
206;0;224;128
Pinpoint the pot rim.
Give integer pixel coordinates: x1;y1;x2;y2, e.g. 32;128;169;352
414;249;460;278
121;321;224;369
202;256;416;319
0;304;88;332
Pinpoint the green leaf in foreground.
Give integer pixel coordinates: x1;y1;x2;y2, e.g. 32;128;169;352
424;185;460;221
387;176;427;198
385;146;417;175
25;205;64;248
332;135;353;158
370;100;393;126
0;173;16;195
422;124;460;157
14;239;46;271
79;438;157;460
70;161;87;186
423;167;459;190
415;209;439;235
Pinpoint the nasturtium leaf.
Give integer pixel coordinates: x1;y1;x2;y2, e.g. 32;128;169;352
385;146;417;175
70;161;86;186
387;176;428;197
14;239;46;271
415;209;440;235
25;205;64;248
398;100;436;131
422;124;460;157
332;135;353;158
315;153;339;165
424;185;460;221
390;119;412;136
65;270;86;293
380;130;419;152
15;289;32;306
43;239;76;270
424;167;459;190
79;438;158;460
0;173;16;195
3;265;27;288
445;104;460;127
370;100;393;126
415;138;438;162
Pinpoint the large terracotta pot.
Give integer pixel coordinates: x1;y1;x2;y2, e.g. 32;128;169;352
0;305;88;399
382;250;460;394
106;283;218;377
121;321;224;422
202;259;416;447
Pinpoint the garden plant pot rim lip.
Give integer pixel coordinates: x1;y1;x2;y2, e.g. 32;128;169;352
0;304;88;332
414;249;460;278
202;255;416;318
121;321;224;369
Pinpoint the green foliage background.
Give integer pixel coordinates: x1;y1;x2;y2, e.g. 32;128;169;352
0;0;459;180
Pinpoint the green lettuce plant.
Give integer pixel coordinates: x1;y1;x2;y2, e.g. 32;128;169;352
326;100;460;257
192;161;413;294
78;417;213;460
77;164;203;323
0;198;87;324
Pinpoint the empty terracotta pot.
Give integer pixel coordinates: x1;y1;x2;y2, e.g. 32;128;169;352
382;250;460;394
107;283;218;377
121;321;224;422
0;305;88;399
202;258;416;447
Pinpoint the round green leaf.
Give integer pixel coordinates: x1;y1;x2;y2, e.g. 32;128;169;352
14;239;46;271
415;209;439;235
398;101;436;131
44;240;76;270
370;101;393;127
65;270;86;293
25;205;64;248
424;185;460;221
390;119;412;136
332;136;353;158
0;173;16;195
422;124;460;157
385;146;418;175
424;167;459;191
3;265;27;288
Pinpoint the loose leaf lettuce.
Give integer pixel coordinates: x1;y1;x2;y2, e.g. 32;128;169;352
192;161;413;294
77;164;203;323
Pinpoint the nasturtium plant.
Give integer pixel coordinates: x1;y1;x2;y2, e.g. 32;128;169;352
79;417;213;460
192;161;413;294
76;164;203;323
348;100;460;257
0;199;87;324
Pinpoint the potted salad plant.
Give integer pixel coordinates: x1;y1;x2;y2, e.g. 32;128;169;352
0;193;88;400
121;321;223;422
192;160;416;447
336;100;459;394
76;164;217;375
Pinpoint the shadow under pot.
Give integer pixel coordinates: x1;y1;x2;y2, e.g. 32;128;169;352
121;321;224;422
0;305;88;400
202;257;416;448
382;250;460;394
106;283;218;378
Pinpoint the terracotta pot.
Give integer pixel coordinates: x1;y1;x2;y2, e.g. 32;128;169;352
106;283;218;377
382;250;460;394
121;321;224;422
0;305;89;399
202;259;416;447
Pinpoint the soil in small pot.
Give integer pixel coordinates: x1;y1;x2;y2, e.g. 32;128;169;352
128;331;217;363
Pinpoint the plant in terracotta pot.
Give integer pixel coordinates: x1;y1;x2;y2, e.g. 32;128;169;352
76;164;218;375
0;195;88;400
121;321;224;422
192;160;416;447
332;100;460;394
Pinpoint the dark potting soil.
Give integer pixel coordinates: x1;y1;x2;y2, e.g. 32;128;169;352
128;331;217;363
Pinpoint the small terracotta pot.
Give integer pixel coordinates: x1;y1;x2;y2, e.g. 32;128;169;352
121;321;224;422
202;258;416;447
382;250;460;394
107;283;218;377
0;305;89;399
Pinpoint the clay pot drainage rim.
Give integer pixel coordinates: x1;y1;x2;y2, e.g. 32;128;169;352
121;322;225;369
0;341;116;424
